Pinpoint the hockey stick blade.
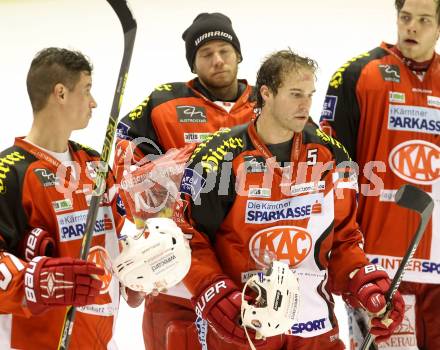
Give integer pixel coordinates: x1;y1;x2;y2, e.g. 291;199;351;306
57;1;136;350
360;184;434;350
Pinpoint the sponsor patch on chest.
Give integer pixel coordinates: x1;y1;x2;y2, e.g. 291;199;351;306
183;132;211;143
176;106;207;123
248;187;271;198
52;198;73;212
389;91;405;103
378;64;401;83
388;104;440;134
245;193;323;224
427;95;440;108
34;168;59;187
290;181;325;196
243;155;267;173
57;207;115;242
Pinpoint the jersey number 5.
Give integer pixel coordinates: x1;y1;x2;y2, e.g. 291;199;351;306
307;149;318;166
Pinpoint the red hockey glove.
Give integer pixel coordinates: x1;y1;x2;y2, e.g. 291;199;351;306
20;228;56;261
192;277;282;348
24;256;104;315
348;264;405;343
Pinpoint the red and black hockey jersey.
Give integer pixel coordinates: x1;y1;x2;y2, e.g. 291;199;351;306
113;78;256;181
0;138;124;350
320;42;440;284
178;122;369;338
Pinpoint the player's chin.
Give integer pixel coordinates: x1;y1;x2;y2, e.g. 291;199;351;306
208;74;235;87
77;118;91;130
291;117;308;132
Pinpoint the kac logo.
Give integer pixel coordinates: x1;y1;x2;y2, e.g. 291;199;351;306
389;140;439;185
249;226;312;267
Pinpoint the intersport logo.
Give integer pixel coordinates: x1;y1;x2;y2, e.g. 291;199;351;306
249;226;312;267
389;140;440;185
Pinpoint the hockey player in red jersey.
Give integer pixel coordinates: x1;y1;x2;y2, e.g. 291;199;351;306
113;13;257;350
177;49;405;350
0;48;125;349
320;0;440;348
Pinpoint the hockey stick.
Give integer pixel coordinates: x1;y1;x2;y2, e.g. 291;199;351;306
57;1;136;349
352;307;378;350
360;184;434;350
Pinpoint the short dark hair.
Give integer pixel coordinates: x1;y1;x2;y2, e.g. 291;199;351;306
255;49;318;108
395;0;440;23
26;47;93;112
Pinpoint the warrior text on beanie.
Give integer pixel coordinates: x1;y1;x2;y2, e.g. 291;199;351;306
182;12;242;71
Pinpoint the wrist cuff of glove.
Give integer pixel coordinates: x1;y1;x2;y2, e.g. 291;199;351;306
22;228;56;261
24;256;50;315
192;276;238;319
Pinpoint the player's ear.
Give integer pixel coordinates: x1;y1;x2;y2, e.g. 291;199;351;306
53;83;66;103
260;85;271;103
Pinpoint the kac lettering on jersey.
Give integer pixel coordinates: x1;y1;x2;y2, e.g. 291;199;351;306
389;140;439;185
57;208;114;242
388;104;440;135
249;226;312;267
291;318;326;334
245;193;323;224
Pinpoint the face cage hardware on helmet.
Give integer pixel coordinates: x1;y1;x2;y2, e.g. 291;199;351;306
241;260;300;349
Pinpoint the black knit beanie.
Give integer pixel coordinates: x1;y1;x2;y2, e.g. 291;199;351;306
182;13;242;71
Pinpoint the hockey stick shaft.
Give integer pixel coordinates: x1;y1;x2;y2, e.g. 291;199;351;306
352;308;378;350
360;185;434;350
57;1;136;349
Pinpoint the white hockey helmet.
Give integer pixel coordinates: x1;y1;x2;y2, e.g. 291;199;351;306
241;260;300;343
112;218;191;294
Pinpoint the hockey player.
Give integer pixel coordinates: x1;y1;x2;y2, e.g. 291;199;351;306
0;48;125;349
320;0;440;348
113;12;257;350
178;49;405;350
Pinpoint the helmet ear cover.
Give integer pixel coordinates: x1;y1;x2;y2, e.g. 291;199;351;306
112;218;191;294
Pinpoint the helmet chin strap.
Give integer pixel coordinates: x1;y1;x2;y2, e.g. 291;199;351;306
241;277;258;350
